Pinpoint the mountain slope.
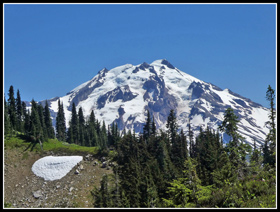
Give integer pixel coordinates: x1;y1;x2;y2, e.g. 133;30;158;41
44;59;270;147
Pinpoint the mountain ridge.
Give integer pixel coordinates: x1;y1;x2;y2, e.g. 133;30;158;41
41;59;269;147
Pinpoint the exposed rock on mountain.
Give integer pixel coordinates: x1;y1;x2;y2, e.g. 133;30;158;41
43;59;269;147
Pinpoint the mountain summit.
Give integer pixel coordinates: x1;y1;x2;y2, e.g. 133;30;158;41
45;59;269;146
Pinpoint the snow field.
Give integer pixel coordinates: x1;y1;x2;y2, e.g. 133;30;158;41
45;59;270;147
32;156;83;181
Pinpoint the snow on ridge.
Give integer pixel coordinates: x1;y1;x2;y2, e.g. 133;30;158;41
44;59;270;147
32;156;83;181
150;59;166;66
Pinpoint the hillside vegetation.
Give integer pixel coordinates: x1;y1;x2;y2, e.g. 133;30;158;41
4;85;276;208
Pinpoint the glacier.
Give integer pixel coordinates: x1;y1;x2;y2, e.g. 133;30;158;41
41;59;270;147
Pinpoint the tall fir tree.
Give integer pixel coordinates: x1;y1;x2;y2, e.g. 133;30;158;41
67;102;79;144
180;128;188;160
151;115;157;136
37;103;47;141
178;129;188;171
212;150;237;188
56;99;66;141
263;85;276;167
219;107;240;145
87;110;98;147
21;101;29;134
15;89;23;132
24;109;31;135
194;127;222;185
8;85;17;132
4;96;11;135
219;107;246;180
143;110;152;141
78;107;85;146
163;158;207;208
250;139;262;175
188;119;195;158
166;109;178;145
99;120;108;151
116;132;142;207
44;101;55;139
30;99;43;142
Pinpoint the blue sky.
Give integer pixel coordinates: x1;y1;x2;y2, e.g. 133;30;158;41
4;3;276;107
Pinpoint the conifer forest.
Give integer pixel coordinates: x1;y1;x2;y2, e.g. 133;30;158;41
4;85;276;208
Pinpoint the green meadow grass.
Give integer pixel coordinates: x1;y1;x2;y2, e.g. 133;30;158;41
4;134;99;155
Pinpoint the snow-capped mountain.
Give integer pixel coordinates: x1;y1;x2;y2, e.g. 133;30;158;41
43;59;270;147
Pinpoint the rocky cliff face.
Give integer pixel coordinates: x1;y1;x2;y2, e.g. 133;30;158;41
43;59;270;147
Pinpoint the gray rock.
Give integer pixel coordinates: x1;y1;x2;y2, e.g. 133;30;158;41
101;161;107;168
85;154;91;161
33;190;43;199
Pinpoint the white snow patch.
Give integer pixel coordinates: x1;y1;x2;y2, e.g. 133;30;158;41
191;114;204;126
32;156;83;181
250;107;270;129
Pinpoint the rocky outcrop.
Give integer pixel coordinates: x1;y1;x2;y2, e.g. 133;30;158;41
97;85;138;109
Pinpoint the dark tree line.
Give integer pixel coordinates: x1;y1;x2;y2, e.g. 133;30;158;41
92;85;276;208
262;85;276;167
4;85;120;152
4;85;55;142
4;84;276;207
55;101;119;152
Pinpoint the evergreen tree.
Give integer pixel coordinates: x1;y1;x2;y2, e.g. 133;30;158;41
87;110;98;147
24;109;31;135
108;122;120;147
37;103;47;141
92;174;114;207
266;85;276;140
21;101;29;134
250;139;262;176
4;96;11;136
262;139;270;165
219;107;241;145
143;110;152;140
8;85;17;132
263;85;276;167
251;140;260;164
156;131;177;182
180;129;188;160
30;99;43;142
219;107;246;180
15;89;23;132
163;158;211;208
99;120;108;151
151;115;157;136
67;102;79;144
212;151;237;188
166;109;178;145
188;120;195;158
44;101;55;139
194;127;223;185
56;99;66;141
89;110;96;127
116;133;142;207
78;107;85;146
145;174;159;208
